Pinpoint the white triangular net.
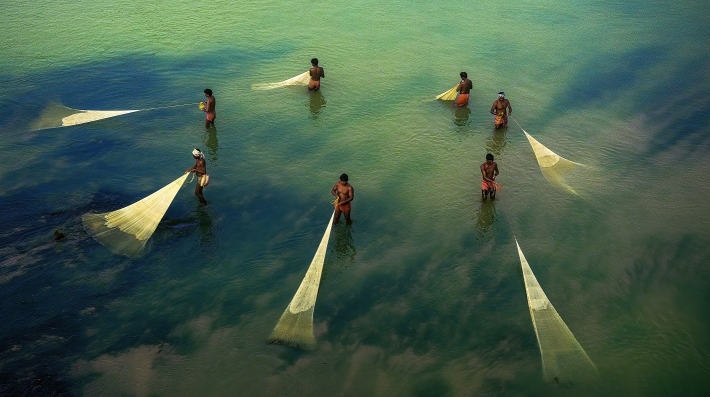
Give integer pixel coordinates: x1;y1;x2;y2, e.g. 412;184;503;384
62;110;140;127
252;71;310;90
515;239;598;383
436;85;459;100
82;173;189;257
268;211;335;349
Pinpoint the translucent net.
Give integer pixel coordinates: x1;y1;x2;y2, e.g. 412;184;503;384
515;238;598;383
267;211;335;350
522;129;581;195
62;110;140;127
82;173;190;257
252;71;311;90
436;85;459;100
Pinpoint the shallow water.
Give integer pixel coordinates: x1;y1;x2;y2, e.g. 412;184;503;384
1;0;710;396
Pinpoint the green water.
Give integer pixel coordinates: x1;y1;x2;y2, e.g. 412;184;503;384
1;0;710;396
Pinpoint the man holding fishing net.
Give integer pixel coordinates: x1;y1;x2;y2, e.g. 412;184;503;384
308;58;325;91
490;92;512;129
454;72;473;107
331;174;353;224
185;149;209;204
481;153;500;200
201;89;216;128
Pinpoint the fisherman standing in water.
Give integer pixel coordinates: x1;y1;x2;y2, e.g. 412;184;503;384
480;153;499;200
490;92;512;129
455;72;473;107
202;89;216;128
308;58;325;91
185;148;208;204
331;173;354;224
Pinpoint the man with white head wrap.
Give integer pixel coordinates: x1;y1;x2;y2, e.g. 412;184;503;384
490;92;512;129
185;148;208;204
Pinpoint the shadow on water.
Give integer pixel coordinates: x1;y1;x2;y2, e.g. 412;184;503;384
203;126;219;165
475;198;498;243
486;128;509;157
453;105;471;128
322;224;357;282
307;90;327;120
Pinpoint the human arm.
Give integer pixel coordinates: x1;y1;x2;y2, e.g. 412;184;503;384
320;67;324;78
331;184;338;197
490;102;497;114
481;164;493;182
339;185;354;205
493;164;499;179
507;100;512;115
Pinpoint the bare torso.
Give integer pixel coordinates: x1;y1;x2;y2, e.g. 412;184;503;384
309;67;324;81
491;98;511;115
332;181;353;204
458;78;473;94
480;161;499;181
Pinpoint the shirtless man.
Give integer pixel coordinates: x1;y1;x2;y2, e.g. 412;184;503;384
455;72;473;107
185;148;208;204
331;173;354;224
308;58;325;91
480;153;499;200
490;92;512;129
202;89;216;128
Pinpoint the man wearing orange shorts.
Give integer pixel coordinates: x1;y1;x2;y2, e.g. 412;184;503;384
308;58;325;91
202;88;216;128
331;173;354;224
480;153;499;200
490;92;512;129
454;72;473;107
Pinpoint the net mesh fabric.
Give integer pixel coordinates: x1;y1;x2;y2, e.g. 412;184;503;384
267;211;335;350
522;130;580;195
436;85;459;100
82;173;189;257
62;110;140;127
252;71;310;90
515;239;598;383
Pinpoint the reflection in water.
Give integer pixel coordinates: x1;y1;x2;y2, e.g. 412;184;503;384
322;224;356;281
196;205;216;252
485;129;508;157
308;91;327;119
474;199;497;242
453;106;471;127
203;127;219;165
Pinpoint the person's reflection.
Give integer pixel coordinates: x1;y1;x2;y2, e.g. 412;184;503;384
453;106;471;127
196;205;216;253
322;224;356;281
485;129;508;157
475;200;496;242
308;91;327;119
204;127;219;165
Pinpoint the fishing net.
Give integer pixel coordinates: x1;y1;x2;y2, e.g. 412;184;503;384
82;173;190;257
30;102;194;130
521;128;581;195
436;85;459;100
252;71;310;90
515;238;598;383
267;211;335;350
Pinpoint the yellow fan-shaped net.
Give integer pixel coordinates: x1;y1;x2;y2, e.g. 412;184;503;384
436;85;459;100
267;211;335;350
252;71;311;90
521;129;581;195
82;173;190;257
515;238;598;384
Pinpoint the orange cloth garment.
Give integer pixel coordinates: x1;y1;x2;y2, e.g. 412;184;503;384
481;180;497;191
454;93;470;107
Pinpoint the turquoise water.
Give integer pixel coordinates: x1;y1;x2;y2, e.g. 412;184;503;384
1;0;710;395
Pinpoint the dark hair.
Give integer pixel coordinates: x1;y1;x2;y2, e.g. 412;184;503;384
486;153;494;160
204;89;213;95
340;173;348;182
498;91;505;96
311;58;319;65
460;72;467;78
